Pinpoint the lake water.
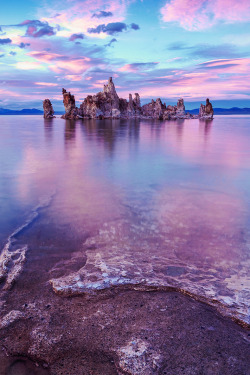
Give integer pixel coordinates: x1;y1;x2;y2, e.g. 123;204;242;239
0;115;250;323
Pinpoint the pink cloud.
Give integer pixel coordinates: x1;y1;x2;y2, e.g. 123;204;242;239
64;75;83;81
29;51;62;62
117;58;250;100
118;62;158;73
28;51;92;74
50;59;91;74
161;0;250;30
118;64;138;73
198;58;250;73
35;82;58;86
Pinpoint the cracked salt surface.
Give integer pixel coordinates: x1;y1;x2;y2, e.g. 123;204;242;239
115;339;163;374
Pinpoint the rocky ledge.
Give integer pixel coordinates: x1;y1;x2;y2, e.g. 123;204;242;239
43;77;214;120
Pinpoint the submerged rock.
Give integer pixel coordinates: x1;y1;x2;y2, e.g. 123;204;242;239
43;99;55;119
199;98;214;119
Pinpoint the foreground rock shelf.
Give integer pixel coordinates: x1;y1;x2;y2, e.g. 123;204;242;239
1;289;250;375
0;203;249;375
43;77;214;120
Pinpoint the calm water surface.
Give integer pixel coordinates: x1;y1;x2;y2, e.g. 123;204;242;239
0;115;250;322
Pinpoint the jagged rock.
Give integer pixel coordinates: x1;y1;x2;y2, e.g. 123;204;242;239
61;88;81;119
162;99;186;120
199;98;214;119
163;105;177;120
141;98;166;119
80;92;112;119
134;93;141;108
79;78;120;119
128;93;134;113
119;98;129;117
43;99;55;119
51;78;212;121
127;93;141;117
176;98;185;116
79;78;140;119
103;77;120;110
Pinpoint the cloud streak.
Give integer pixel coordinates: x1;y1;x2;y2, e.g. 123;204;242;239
104;38;117;47
119;62;159;73
167;42;245;59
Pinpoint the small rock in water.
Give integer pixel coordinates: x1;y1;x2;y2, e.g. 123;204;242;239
199;98;214;119
43;99;55;119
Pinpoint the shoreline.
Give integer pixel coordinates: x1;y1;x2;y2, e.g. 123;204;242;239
1;206;250;374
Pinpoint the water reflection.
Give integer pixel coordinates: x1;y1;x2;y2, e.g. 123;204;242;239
43;118;54;142
79;119;141;157
199;119;213;141
64;120;76;144
0;116;249;322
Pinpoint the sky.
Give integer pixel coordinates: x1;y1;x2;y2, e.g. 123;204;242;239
0;0;250;110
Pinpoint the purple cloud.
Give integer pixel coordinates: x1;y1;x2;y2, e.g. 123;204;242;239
0;38;12;44
92;11;113;18
19;20;47;27
19;42;30;48
105;38;117;47
88;22;127;35
130;23;140;30
4;19;58;38
25;24;56;38
88;22;140;35
69;33;85;41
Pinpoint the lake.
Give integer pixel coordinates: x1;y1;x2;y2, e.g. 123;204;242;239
0;115;250;324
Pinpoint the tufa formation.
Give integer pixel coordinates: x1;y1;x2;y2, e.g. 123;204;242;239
199;98;214;119
43;99;55;119
44;77;214;120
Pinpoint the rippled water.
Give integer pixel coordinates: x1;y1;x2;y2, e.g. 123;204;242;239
0;115;250;323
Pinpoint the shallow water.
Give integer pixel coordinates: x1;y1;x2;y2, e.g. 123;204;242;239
0;115;250;323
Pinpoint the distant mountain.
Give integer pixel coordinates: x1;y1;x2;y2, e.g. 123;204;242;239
0;108;43;115
187;107;250;115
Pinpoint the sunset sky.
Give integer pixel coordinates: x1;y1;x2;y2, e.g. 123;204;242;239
0;0;250;110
